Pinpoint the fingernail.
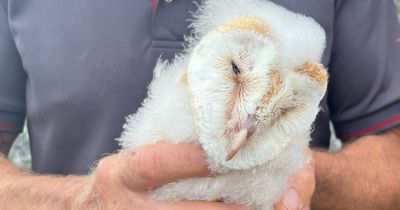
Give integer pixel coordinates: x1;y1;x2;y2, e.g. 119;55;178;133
282;188;300;210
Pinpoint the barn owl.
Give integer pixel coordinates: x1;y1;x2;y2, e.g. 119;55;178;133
118;0;327;209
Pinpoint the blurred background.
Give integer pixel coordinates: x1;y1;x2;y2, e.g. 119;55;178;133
8;0;400;170
397;0;400;20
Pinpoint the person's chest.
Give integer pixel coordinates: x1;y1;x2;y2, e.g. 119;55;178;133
8;0;335;74
8;0;335;147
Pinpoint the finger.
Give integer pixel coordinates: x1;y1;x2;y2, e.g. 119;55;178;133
288;154;315;208
159;201;251;210
304;148;315;167
274;150;315;210
273;189;300;210
118;142;210;191
274;199;288;210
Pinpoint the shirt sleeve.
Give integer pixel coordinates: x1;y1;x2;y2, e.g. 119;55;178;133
329;0;400;140
0;2;27;134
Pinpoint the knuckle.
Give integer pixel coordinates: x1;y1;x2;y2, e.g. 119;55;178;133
296;163;315;182
303;166;315;186
95;155;119;185
96;155;114;171
132;147;165;182
95;156;113;180
302;166;315;180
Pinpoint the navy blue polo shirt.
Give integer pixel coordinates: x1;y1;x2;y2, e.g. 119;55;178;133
1;0;400;175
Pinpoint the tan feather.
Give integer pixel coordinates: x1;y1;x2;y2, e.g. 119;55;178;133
296;62;328;86
217;17;270;37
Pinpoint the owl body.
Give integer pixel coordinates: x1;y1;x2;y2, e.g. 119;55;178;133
118;0;327;209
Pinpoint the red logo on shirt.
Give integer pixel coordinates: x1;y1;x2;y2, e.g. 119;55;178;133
152;0;158;13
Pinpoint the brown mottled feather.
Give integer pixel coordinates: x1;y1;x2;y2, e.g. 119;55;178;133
217;17;270;37
295;62;328;86
180;70;189;86
260;71;284;106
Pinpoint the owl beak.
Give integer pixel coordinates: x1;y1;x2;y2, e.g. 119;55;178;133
226;128;254;161
226;129;248;161
225;115;257;161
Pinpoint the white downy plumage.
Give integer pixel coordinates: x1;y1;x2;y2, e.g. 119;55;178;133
118;0;328;209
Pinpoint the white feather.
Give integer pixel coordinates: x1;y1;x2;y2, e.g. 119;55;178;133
118;0;327;209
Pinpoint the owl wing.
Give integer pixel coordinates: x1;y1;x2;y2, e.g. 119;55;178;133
118;57;198;149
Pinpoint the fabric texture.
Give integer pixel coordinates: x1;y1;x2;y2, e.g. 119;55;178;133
0;2;26;133
0;0;399;174
329;0;400;138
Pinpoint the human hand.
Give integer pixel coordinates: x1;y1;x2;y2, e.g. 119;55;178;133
274;149;315;210
73;142;246;209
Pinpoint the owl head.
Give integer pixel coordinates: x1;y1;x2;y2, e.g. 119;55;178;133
185;15;327;170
